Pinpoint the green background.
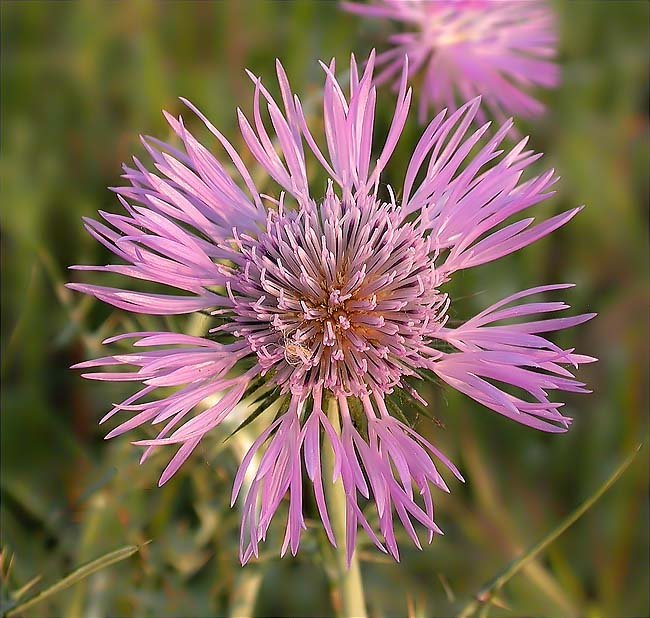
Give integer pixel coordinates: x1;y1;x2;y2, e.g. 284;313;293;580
1;1;648;616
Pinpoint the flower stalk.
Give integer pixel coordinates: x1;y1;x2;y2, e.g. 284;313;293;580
324;396;367;618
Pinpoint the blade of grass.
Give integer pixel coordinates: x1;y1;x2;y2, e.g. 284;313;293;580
11;575;42;601
6;543;148;617
457;444;642;618
460;422;579;616
1;262;39;379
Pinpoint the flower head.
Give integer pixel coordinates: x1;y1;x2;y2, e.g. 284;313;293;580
69;53;593;564
342;0;560;124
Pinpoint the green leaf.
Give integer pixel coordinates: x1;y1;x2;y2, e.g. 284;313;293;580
241;381;278;406
223;394;287;443
384;395;413;428
387;383;446;429
5;543;148;617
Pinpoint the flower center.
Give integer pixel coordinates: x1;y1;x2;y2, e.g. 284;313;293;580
227;189;446;397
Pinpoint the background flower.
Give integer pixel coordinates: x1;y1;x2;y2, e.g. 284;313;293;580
343;0;560;124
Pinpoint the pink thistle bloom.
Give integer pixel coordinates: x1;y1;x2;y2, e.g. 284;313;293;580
342;0;560;124
69;53;593;564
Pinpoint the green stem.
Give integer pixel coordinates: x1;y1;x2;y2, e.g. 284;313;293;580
457;445;642;618
324;396;367;618
229;567;264;618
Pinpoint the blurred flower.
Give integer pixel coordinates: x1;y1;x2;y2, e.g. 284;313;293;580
342;0;560;124
69;53;593;564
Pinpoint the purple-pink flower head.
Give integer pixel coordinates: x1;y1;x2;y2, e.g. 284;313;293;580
343;0;560;125
68;53;593;564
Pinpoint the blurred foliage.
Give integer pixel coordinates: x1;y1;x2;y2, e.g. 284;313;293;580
1;1;649;617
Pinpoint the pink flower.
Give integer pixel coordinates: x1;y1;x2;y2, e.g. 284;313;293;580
69;53;593;564
342;0;560;124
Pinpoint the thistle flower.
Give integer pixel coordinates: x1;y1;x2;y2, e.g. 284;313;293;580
342;0;560;124
69;53;593;564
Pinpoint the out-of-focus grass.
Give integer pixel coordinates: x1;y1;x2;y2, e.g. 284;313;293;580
1;1;648;617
